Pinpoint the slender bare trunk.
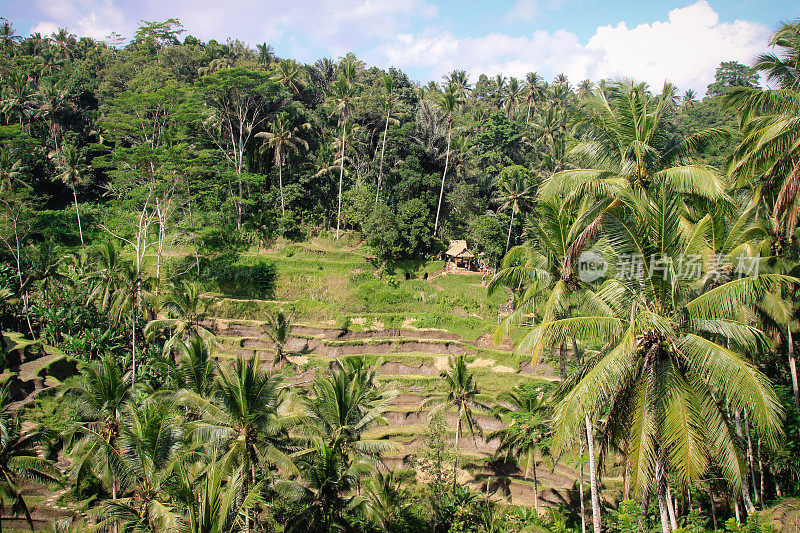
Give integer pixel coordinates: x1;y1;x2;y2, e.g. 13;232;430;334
580;439;586;533
72;187;84;251
656;457;672;533
531;452;539;516
788;328;800;419
336;121;346;240
735;410;755;513
505;208;515;253
666;483;678;531
734;494;741;525
433;123;452;236
757;438;765;506
376;107;390;204
131;284;137;384
187;184;200;278
744;413;757;504
453;415;461;490
585;415;601;533
12;217;35;340
708;483;717;530
278;153;285;215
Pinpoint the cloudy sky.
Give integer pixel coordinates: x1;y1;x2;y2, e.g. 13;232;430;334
4;0;798;94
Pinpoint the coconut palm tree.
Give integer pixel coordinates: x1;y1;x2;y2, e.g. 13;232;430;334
256;42;275;68
524;72;545;123
51;144;90;251
0;19;21;53
36;82;72;156
256;113;309;215
530;183;786;533
50;28;74;60
173;336;217;397
261;309;292;368
301;356;395;465
494;74;507;109
0;145;26;193
182;355;295;530
506;77;522;118
494;166;535;253
109;263;155;384
422;354;491;489
488;385;550;514
275;437;369;533
101;400;185;533
0;391;60;530
363;469;410;531
331;61;357;240
87;242;130;316
682;89;697;107
433;86;458;236
1;69;35;126
63;356;134;504
145;281;214;357
443;69;471;102
271;59;303;95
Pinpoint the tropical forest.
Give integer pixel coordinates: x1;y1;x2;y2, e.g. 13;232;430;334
1;12;800;533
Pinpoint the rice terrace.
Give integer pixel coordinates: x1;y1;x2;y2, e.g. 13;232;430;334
1;2;800;532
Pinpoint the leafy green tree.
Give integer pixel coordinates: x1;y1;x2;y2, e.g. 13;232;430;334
173;336;217;397
495;165;534;253
375;74;396;203
145;281;214;357
331;59;357;239
262;309;291;368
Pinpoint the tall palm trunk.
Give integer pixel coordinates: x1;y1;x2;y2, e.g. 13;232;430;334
376;106;390;204
277;149;285;216
579;439;586;533
505;208;515;253
336;121;346;240
788;328;800;420
735;410;756;513
531;451;539;516
453;414;461;490
666;483;678;530
433;123;452;236
656;457;672;533
585;415;601;533
131;280;138;384
72;187;84;251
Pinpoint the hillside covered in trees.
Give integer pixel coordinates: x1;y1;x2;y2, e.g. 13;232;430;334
1;13;800;533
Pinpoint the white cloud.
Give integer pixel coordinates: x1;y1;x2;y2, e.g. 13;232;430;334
504;0;566;23
369;0;769;94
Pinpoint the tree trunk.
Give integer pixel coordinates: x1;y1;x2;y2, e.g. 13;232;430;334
505;208;515;253
788;327;800;420
336;121;346;240
656;457;672;533
72;187;84;251
708;483;717;531
187;184;200;278
666;482;678;530
376;107;390;204
585;415;601;533
532;452;539;517
744;413;757;504
580;439;586;533
433;123;452;236
453;415;461;490
735;410;756;513
757;438;765;506
278;154;285;216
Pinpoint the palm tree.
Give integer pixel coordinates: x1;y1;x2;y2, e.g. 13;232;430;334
531;184;786;533
50;28;74;59
271;59;303;95
0;145;26;192
443;69;471;102
51;144;90;250
87;242;130;316
145;281;215;357
0;391;60;530
275;437;368;533
422;354;491;489
101;401;185;532
173;336;217;397
256;42;275;68
433;86;458;236
0;19;21;53
109;263;154;384
63;356;134;503
506;77;522;118
256;113;309;215
524;72;545;123
363;469;410;530
1;69;35;126
494;166;534;253
301;356;395;465
331;60;357;240
682;89;697;107
494;74;507;109
262;309;292;368
183;355;295;530
36;82;72;156
578;79;594;99
375;74;395;204
488;385;550;514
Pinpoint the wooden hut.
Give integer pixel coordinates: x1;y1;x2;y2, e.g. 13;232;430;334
445;240;475;270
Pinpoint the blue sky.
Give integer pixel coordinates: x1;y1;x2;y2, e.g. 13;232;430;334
3;0;798;94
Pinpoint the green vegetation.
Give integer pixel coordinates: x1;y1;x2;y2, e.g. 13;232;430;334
0;13;798;533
